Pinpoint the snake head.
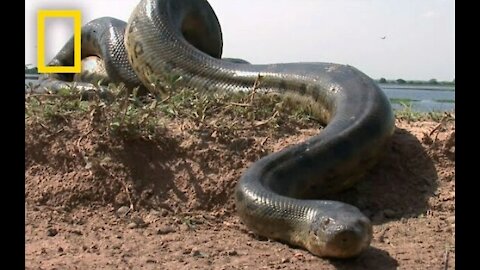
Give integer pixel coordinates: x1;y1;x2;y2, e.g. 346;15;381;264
306;201;373;258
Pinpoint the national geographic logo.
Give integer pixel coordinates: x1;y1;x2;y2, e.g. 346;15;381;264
37;10;81;73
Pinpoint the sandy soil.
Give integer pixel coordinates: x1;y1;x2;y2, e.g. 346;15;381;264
25;103;455;269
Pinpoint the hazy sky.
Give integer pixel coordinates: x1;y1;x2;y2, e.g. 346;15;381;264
25;0;455;81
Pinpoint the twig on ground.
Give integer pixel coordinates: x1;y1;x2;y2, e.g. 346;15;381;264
253;110;279;127
229;102;252;107
429;122;444;137
443;247;450;270
248;74;263;104
260;136;269;146
46;127;65;139
426;114;453;149
37;121;52;133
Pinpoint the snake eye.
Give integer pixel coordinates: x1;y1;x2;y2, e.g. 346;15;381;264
320;217;332;231
312;217;333;237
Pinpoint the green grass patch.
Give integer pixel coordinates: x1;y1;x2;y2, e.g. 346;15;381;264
389;98;419;105
25;83;321;141
26;82;454;142
394;102;453;122
434;99;455;103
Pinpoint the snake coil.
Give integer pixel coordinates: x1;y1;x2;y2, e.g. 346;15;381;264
37;0;395;258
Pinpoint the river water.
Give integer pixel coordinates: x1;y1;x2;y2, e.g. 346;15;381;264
380;84;455;112
25;79;455;113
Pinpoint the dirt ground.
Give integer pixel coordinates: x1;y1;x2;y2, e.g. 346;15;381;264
25;103;455;269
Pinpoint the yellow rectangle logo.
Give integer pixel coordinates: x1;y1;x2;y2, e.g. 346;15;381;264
37;10;81;73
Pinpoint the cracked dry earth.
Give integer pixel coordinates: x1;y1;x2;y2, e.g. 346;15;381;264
25;112;455;269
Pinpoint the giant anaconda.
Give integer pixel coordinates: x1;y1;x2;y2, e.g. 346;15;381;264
35;0;395;258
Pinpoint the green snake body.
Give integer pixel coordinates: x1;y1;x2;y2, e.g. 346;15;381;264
35;0;395;258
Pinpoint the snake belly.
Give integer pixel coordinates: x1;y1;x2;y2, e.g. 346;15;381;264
40;0;396;259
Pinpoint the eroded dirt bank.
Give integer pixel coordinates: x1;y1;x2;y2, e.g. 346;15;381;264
25;91;455;269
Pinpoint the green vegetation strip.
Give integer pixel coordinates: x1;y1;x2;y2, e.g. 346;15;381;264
434;99;455;103
389;98;418;104
25;84;324;140
393;102;453;122
25;83;453;141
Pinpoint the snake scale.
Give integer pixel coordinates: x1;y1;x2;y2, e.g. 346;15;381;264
36;0;395;258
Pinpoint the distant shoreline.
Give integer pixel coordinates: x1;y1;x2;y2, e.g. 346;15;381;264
374;79;455;88
378;83;455;91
